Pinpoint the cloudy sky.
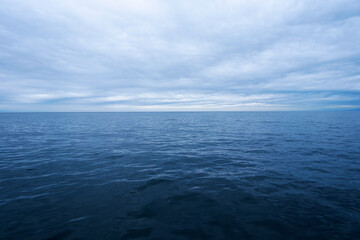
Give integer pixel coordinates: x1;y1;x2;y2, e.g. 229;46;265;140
0;0;359;111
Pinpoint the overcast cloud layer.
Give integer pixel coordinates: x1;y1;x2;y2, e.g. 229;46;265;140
0;0;360;111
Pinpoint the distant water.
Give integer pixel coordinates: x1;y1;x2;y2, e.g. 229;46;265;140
1;112;360;240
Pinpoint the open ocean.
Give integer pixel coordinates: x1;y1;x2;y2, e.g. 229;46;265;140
0;112;360;240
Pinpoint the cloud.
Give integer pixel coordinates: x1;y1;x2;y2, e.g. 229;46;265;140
0;0;359;111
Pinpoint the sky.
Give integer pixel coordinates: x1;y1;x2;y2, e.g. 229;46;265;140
0;0;360;111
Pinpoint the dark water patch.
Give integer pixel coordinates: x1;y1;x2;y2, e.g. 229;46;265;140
135;178;174;192
121;228;152;239
45;230;73;240
302;166;330;174
254;186;279;194
171;227;210;239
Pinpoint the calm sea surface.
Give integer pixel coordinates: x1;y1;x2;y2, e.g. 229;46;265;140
0;112;360;240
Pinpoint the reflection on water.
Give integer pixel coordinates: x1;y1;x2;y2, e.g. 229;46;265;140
0;112;360;239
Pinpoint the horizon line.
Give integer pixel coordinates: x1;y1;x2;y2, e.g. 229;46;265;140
1;110;359;113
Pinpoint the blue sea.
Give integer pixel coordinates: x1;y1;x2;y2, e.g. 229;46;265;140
1;112;360;240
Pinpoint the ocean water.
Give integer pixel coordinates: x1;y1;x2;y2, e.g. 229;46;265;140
0;112;360;240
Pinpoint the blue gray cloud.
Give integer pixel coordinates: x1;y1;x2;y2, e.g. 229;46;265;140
0;0;360;111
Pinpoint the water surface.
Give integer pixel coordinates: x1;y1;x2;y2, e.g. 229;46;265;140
1;112;360;239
